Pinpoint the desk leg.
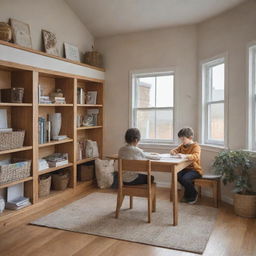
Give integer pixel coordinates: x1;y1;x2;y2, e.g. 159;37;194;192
172;169;178;226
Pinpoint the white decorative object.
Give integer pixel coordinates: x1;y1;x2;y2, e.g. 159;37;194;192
49;113;61;140
86;140;99;158
0;197;5;213
64;42;80;62
95;159;114;189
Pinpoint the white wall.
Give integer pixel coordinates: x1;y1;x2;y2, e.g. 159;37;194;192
0;0;94;58
96;0;256;203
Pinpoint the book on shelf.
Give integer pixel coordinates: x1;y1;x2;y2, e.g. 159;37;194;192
5;196;31;210
52;97;66;104
44;153;69;168
38;117;51;144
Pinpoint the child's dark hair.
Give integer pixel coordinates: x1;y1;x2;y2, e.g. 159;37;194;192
125;128;141;144
178;127;194;138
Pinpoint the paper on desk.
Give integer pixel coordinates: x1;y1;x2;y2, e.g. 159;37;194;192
159;154;181;159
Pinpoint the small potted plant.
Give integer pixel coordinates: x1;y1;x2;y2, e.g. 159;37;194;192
212;150;256;218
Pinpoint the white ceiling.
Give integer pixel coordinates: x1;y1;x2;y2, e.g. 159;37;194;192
65;0;246;38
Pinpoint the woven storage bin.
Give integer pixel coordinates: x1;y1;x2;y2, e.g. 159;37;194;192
0;159;31;185
0;88;24;103
39;175;51;197
84;51;103;68
78;165;94;181
52;171;70;191
234;193;256;218
0;130;25;151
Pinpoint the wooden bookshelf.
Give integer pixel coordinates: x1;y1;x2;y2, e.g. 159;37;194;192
0;46;104;223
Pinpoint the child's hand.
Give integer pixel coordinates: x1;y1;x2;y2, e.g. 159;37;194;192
170;149;177;155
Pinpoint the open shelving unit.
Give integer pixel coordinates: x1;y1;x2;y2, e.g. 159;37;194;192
0;41;104;222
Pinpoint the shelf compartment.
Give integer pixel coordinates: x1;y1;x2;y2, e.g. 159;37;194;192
0;146;33;155
0;176;33;189
38;163;73;175
77;126;102;130
76;157;97;165
39;138;73;148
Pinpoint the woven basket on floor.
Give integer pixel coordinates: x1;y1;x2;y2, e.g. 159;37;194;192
52;171;69;191
39;175;51;197
0;160;31;185
0;130;25;151
234;193;256;218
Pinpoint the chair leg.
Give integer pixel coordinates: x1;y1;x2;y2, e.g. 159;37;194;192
115;193;124;218
213;182;218;208
130;196;133;209
152;191;156;212
148;196;152;223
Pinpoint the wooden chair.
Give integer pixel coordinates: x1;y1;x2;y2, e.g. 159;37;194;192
194;175;222;208
115;159;156;223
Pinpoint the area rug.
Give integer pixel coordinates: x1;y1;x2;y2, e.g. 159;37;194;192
30;192;218;254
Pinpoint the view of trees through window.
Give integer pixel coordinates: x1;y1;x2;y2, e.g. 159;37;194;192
134;74;174;142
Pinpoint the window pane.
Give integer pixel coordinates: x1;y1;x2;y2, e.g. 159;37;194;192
136;110;155;139
156;75;174;107
208;103;224;141
156;109;173;140
210;63;224;101
136;77;155;107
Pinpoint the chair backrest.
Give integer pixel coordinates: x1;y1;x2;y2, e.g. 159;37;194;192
118;159;152;189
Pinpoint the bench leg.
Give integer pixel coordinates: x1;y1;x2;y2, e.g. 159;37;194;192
213;181;218;208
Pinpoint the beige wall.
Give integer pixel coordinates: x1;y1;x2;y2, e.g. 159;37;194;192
96;0;256;203
0;0;94;58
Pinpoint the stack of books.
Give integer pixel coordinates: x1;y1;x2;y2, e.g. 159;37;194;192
52;97;66;104
5;196;31;210
44;153;69;167
39;96;52;104
38;117;51;144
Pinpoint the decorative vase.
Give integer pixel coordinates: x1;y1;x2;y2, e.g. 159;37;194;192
0;197;5;213
0;22;12;42
49;113;61;140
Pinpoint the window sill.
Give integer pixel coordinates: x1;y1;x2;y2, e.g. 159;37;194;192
200;143;227;152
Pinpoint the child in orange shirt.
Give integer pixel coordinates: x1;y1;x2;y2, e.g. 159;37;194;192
170;127;203;204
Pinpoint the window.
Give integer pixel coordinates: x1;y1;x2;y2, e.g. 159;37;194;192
248;45;256;150
202;58;226;146
131;71;174;143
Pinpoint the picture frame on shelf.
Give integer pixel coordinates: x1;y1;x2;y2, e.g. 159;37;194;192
10;18;32;48
86;91;97;105
64;42;80;62
42;29;59;56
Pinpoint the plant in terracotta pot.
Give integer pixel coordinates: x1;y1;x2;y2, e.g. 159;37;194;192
212;150;256;218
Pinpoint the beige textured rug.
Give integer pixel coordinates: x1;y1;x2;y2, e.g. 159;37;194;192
31;192;217;254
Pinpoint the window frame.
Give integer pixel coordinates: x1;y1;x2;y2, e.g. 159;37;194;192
130;69;176;144
201;56;228;147
248;44;256;151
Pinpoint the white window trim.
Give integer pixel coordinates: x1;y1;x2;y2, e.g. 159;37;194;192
199;53;229;148
129;67;177;145
247;42;256;151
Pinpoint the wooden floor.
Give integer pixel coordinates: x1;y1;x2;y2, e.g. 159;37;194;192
0;187;255;256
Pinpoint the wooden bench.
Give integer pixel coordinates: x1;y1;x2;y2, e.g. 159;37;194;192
194;175;222;208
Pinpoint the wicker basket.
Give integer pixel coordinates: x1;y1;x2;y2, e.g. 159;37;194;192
0;22;12;42
234;193;256;218
39;175;51;197
78;164;94;181
0;159;31;185
52;171;70;191
0;130;25;151
84;50;103;68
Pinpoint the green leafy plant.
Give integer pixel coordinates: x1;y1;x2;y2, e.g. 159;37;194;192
212;150;255;194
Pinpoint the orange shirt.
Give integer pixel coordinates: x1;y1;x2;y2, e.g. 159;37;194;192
172;142;203;175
